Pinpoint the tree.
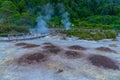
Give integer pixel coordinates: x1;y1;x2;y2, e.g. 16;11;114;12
0;1;18;25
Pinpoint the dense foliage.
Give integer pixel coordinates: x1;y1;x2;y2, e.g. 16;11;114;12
0;0;120;37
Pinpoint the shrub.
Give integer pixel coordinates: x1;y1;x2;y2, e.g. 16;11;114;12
73;20;110;30
10;25;29;33
91;32;106;40
111;25;120;30
0;24;29;34
60;29;117;40
104;30;117;39
0;33;8;37
86;15;120;25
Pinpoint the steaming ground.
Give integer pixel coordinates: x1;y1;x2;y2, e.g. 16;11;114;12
0;35;120;80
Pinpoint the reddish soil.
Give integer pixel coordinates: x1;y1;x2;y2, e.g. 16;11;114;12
17;52;47;65
64;50;84;59
68;45;87;50
96;47;116;53
15;43;40;48
89;55;119;70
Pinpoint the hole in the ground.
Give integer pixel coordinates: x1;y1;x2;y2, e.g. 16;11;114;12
64;50;84;59
96;47;116;53
88;55;119;70
68;45;87;50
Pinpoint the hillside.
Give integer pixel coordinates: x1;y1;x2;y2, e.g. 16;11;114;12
0;0;120;39
0;0;120;29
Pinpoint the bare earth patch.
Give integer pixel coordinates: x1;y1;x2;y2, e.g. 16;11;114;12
68;45;87;50
64;50;84;59
17;52;47;66
112;39;119;41
42;43;61;54
88;55;119;70
96;47;117;53
15;43;28;46
42;43;58;49
15;43;40;48
42;42;53;45
109;44;118;47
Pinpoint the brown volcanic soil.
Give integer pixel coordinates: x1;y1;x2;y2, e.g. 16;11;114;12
17;52;47;65
42;43;58;49
15;43;28;46
96;47;117;53
42;43;61;54
68;45;87;50
64;50;84;59
15;43;40;48
42;42;54;45
22;44;40;48
45;48;61;54
89;55;119;70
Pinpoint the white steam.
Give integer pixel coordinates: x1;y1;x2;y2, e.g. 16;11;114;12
36;3;54;33
61;12;71;30
36;3;71;33
57;3;71;30
36;16;48;33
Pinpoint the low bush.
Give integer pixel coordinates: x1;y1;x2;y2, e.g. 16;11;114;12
86;15;120;25
60;29;117;40
104;30;117;39
0;24;29;37
73;21;110;30
0;24;29;36
0;33;8;37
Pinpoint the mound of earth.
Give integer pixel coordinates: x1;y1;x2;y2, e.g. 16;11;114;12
42;42;53;45
17;52;47;65
15;43;28;46
96;47;116;53
64;50;84;59
68;45;87;50
89;55;119;70
42;43;61;54
15;43;40;48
